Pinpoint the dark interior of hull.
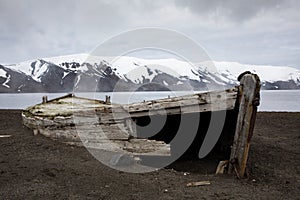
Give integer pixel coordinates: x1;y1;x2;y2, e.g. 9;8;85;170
131;109;238;168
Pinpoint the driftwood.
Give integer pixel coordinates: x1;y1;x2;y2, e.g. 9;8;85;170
0;135;11;138
186;181;211;187
215;160;229;175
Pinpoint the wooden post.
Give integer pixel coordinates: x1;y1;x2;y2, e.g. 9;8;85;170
42;96;48;104
228;72;260;178
105;95;111;104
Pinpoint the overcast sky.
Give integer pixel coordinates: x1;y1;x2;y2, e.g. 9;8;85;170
0;0;300;68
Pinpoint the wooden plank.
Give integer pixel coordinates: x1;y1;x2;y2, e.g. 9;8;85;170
0;135;11;138
121;139;170;155
122;88;238;119
93;91;237;122
186;181;211;187
123;88;238;114
32;118;170;156
65;140;170;156
47;130;170;156
45;93;74;103
36;123;129;140
228;72;260;178
128;100;236;118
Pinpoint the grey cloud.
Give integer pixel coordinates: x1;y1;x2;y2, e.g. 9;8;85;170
0;0;128;62
0;0;299;68
174;0;286;23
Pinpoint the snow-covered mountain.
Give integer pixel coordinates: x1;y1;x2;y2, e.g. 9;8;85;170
0;53;299;93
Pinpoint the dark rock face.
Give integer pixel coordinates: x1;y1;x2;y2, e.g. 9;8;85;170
0;65;43;92
262;80;300;90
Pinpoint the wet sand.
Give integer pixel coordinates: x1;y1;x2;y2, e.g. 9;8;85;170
0;110;299;199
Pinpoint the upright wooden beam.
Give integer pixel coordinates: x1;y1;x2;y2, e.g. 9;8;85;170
229;72;260;178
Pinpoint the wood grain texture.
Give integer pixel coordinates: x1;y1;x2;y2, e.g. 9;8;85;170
229;73;260;177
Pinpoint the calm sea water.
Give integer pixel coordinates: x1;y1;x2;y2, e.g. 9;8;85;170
0;90;299;112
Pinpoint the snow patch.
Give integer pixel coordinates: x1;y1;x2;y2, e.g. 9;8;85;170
209;61;300;83
30;60;49;82
0;69;10;88
109;57;200;82
0;68;7;78
62;72;69;79
2;74;11;88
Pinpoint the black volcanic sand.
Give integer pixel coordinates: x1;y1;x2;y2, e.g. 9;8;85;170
0;110;299;199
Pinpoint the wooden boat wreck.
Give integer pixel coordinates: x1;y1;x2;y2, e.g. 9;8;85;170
22;72;260;177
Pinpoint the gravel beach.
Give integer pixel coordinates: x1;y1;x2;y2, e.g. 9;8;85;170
0;110;299;199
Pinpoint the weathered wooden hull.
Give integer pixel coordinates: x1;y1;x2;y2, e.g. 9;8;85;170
22;72;260;177
22;88;238;154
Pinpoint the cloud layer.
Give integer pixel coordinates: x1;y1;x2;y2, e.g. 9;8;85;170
0;0;299;68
